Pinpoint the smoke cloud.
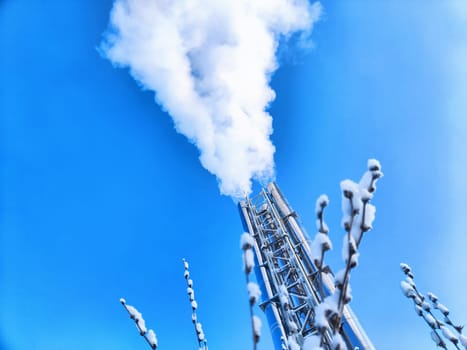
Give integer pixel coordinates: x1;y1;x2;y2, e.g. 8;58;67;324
101;0;321;198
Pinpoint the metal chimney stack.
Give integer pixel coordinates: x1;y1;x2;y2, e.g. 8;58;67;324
239;182;375;350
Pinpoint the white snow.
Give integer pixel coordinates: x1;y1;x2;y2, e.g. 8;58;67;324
316;219;329;233
435;303;450;316
302;335;323;350
358;171;373;192
359;188;372;202
187;287;195;301
400;262;414;278
315;194;329;215
350;221;363;245
278;284;289;307
427;292;438;303
320;221;329;234
123;302;148;335
459;334;467;348
126;305;142;321
344;283;352;304
373;169;383;180
440;325;458;343
289;321;299;333
316;233;332;252
287;337;300;350
340;187;352;216
259;203;268;213
405;277;416;289
240;232;255;250
400;280;415;298
311;233;332;266
334;269;346;288
423;312;438;329
147;329;158;349
340;180;362;213
196;322;204;342
341;214;352;230
362;203;376;230
314;302;330;331
253;315;262;339
351;196;362;214
421;301;431;311
324;292;339;315
331;333;347;350
244;248;255;273
367;158;381;171
431;330;444;347
342;235;358;267
340;180;358;198
248;282;261;305
414;304;423;316
136;316;147;335
400;263;412;273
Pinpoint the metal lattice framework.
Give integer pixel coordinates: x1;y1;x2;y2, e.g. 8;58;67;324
239;182;374;350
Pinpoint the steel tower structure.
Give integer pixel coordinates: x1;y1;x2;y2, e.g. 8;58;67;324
239;182;375;350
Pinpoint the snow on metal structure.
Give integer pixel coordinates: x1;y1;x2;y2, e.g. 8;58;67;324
239;182;375;350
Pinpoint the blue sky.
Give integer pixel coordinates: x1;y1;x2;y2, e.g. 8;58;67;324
1;1;466;350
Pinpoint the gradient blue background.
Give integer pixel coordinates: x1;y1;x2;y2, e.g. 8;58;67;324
1;1;466;349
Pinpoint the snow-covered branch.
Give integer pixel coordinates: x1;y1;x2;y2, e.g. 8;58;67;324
120;298;158;350
310;159;383;350
183;258;209;350
241;232;262;350
400;263;467;349
311;194;332;281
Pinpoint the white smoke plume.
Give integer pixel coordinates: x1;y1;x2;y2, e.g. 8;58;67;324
101;0;322;198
